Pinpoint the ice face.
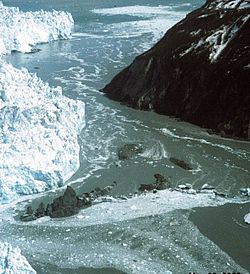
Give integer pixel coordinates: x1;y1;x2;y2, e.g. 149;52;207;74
0;62;85;203
0;1;74;54
0;242;36;274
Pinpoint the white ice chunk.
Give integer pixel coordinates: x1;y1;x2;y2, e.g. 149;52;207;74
244;213;250;224
0;242;36;274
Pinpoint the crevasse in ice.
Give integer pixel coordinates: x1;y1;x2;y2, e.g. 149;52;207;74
0;242;36;274
0;62;85;203
0;1;74;54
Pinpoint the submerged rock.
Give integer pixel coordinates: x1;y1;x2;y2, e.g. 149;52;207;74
169;157;192;170
117;144;143;160
102;0;250;139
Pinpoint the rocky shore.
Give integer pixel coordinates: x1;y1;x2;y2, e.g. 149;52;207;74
102;0;250;139
20;172;245;222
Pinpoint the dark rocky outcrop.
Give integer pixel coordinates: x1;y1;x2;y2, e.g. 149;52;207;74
20;184;114;221
139;173;171;192
50;186;80;218
117;144;143;160
102;0;250;139
169;157;192;170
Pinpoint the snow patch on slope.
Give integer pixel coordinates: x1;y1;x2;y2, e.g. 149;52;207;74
180;14;249;62
0;1;73;54
208;0;250;9
0;63;85;203
0;242;36;274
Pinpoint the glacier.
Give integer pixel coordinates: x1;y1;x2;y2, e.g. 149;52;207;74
0;1;74;54
0;242;36;274
0;62;85;203
0;2;85;203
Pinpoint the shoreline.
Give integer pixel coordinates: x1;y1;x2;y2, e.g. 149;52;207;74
30;260;126;274
189;202;250;272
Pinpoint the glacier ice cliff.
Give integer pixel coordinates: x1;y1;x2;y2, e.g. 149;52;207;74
0;1;74;54
0;2;84;204
0;62;85;203
0;242;36;274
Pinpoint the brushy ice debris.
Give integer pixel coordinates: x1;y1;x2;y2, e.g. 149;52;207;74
0;62;85;203
244;213;250;224
0;242;36;273
0;1;74;54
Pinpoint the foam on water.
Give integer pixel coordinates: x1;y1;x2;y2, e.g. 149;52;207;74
0;1;73;54
140;141;168;160
92;5;184;18
0;63;85;203
92;5;187;52
160;128;249;159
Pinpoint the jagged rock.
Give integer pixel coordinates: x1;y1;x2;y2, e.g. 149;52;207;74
169;158;192;170
117;144;143;160
20;184;118;221
102;0;250;139
50;186;79;218
20;205;36;222
45;203;52;216
26;205;34;215
139;174;171;192
35;202;45;218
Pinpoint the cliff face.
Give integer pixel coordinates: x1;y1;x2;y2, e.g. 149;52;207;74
102;0;250;139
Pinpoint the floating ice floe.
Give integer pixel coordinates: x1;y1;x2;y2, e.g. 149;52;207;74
0;242;36;274
240;187;250;196
0;62;85;203
0;1;74;54
244;213;250;224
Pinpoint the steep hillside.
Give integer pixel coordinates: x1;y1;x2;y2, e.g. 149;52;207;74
102;0;250;139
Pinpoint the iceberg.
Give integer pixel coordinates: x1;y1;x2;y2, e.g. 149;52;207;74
0;242;36;274
0;62;85;203
244;213;250;224
0;1;74;54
